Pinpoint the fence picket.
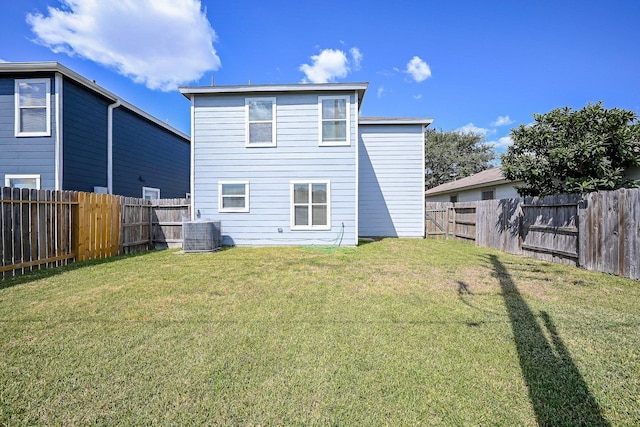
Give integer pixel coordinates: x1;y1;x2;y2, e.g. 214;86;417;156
427;187;640;280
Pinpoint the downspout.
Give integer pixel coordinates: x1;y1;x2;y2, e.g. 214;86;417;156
107;100;121;194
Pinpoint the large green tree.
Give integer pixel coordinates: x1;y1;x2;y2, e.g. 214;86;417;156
424;128;495;189
501;103;640;196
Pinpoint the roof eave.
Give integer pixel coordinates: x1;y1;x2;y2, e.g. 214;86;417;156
179;82;369;109
0;61;190;141
426;179;517;196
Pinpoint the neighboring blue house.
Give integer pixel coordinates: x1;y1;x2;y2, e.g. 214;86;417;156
179;82;432;246
0;62;190;198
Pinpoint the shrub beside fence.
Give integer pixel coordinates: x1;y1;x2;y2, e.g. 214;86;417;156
426;188;640;280
1;188;190;278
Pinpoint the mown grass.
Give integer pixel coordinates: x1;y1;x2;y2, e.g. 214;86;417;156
0;239;638;425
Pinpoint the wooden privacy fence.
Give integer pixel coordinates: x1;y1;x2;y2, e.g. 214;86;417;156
1;188;190;278
426;188;640;280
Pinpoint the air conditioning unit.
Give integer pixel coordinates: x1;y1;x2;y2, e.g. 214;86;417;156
183;221;221;252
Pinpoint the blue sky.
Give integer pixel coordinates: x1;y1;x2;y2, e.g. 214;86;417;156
2;0;639;158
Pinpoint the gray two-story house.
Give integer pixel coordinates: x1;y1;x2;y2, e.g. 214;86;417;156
0;62;190;198
179;82;432;246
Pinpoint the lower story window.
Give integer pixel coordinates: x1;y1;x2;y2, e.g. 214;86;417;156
291;181;330;230
143;186;160;200
219;181;249;212
5;174;41;189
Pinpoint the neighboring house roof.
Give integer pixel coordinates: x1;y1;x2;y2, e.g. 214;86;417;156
0;61;189;140
359;116;434;126
426;167;513;196
179;82;369;110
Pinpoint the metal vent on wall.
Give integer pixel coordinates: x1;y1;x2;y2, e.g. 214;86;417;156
183;221;221;252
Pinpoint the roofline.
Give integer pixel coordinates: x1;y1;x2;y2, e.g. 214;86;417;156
359;117;434;126
425;178;517;195
0;61;189;141
179;82;368;95
179;82;369;109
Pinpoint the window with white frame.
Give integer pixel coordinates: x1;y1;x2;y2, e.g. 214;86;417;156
291;181;330;230
319;96;350;146
143;186;160;200
15;78;51;137
5;174;41;190
246;97;276;146
219;182;249;212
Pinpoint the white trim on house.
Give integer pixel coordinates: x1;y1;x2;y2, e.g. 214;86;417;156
290;180;331;231
189;95;196;220
218;181;250;213
354;90;360;243
107;100;121;194
180;82;368;102
245;97;276;147
5;174;41;189
14;78;51;137
54;73;63;190
142;186;160;200
318;95;350;146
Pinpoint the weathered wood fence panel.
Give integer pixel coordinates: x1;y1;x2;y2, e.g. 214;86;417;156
521;194;581;266
425;202;452;238
452;202;476;241
475;199;522;255
1;188;190;278
579;189;640;279
121;197;153;254
2;188;76;277
152;198;190;248
427;187;640;280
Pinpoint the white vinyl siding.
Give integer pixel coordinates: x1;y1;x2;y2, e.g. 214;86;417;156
219;181;249;212
318;96;350;146
246;97;276;147
358;124;425;237
5;174;41;189
15;78;51;137
192;92;358;245
291;181;330;230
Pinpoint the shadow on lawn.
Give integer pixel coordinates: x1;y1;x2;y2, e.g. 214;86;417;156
487;254;610;426
0;249;156;291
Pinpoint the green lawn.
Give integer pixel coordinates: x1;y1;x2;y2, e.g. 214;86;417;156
1;239;638;425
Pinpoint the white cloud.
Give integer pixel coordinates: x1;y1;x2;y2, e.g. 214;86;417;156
456;123;491;136
491;115;514;127
27;0;220;91
405;56;431;82
350;47;363;71
392;66;400;73
299;48;351;83
377;85;385;99
488;135;513;149
413;94;422;99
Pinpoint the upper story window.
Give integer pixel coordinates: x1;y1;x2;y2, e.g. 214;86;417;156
246;97;276;147
319;96;350;146
5;174;41;190
219;181;249;212
15;78;51;137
